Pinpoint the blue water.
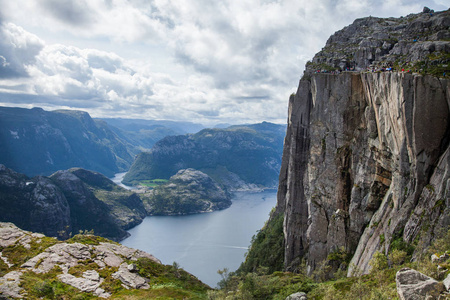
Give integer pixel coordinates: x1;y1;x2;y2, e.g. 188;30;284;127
120;190;277;287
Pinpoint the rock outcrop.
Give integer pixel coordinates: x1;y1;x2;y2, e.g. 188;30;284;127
142;168;232;215
276;9;450;275
307;9;449;75
0;222;209;298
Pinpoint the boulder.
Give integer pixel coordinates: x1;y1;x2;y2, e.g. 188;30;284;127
285;292;308;300
57;272;102;293
444;273;450;291
112;263;150;289
396;268;445;299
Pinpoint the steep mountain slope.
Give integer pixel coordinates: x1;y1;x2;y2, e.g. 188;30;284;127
0;165;146;241
123;122;286;189
240;9;450;278
0;107;133;177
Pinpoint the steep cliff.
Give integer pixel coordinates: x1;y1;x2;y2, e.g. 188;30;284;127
276;9;450;276
0;165;146;241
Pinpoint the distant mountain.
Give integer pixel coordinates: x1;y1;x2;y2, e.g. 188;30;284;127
0;165;146;241
100;118;205;134
123;122;286;189
98;118;205;153
0;107;133;177
0;107;199;177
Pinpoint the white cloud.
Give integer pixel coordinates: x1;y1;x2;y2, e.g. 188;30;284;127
0;22;44;78
0;0;447;125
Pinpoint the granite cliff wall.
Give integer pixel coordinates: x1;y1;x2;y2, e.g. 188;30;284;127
277;71;450;275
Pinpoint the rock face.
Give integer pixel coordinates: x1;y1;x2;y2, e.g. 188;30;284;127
276;9;450;275
142;168;232;215
396;268;445;300
0;164;72;238
0;165;146;241
307;10;449;74
123;122;286;189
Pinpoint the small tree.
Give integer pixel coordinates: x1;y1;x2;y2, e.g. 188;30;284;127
369;251;388;272
389;249;407;266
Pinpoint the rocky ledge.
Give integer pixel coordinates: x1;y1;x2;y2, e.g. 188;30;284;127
306;8;449;76
0;222;209;299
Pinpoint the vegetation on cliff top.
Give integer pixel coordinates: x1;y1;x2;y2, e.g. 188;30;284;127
209;228;450;299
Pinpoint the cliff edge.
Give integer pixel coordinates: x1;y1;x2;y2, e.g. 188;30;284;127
276;8;450;276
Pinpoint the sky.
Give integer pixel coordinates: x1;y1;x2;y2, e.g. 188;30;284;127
0;0;447;126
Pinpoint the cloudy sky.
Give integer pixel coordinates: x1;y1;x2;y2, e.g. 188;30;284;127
0;0;447;126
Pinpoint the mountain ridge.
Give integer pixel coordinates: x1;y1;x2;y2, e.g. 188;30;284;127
123;121;286;190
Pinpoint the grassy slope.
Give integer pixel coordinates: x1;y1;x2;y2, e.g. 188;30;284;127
210;223;450;299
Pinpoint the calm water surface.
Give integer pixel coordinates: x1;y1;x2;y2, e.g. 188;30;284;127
120;190;277;287
111;172;137;190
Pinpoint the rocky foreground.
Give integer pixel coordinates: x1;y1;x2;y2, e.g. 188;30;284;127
0;222;209;299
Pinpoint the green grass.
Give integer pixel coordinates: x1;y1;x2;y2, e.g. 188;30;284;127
20;267;95;300
67;233;115;245
1;236;58;270
139;179;169;188
135;257;210;293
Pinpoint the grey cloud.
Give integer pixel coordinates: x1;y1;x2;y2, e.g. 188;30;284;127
41;0;94;27
234;95;271;102
86;52;123;73
0;23;44;78
0;92;104;109
197;109;220;117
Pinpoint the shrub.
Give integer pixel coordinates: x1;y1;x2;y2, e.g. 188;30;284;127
369;251;388;272
389;249;407;266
